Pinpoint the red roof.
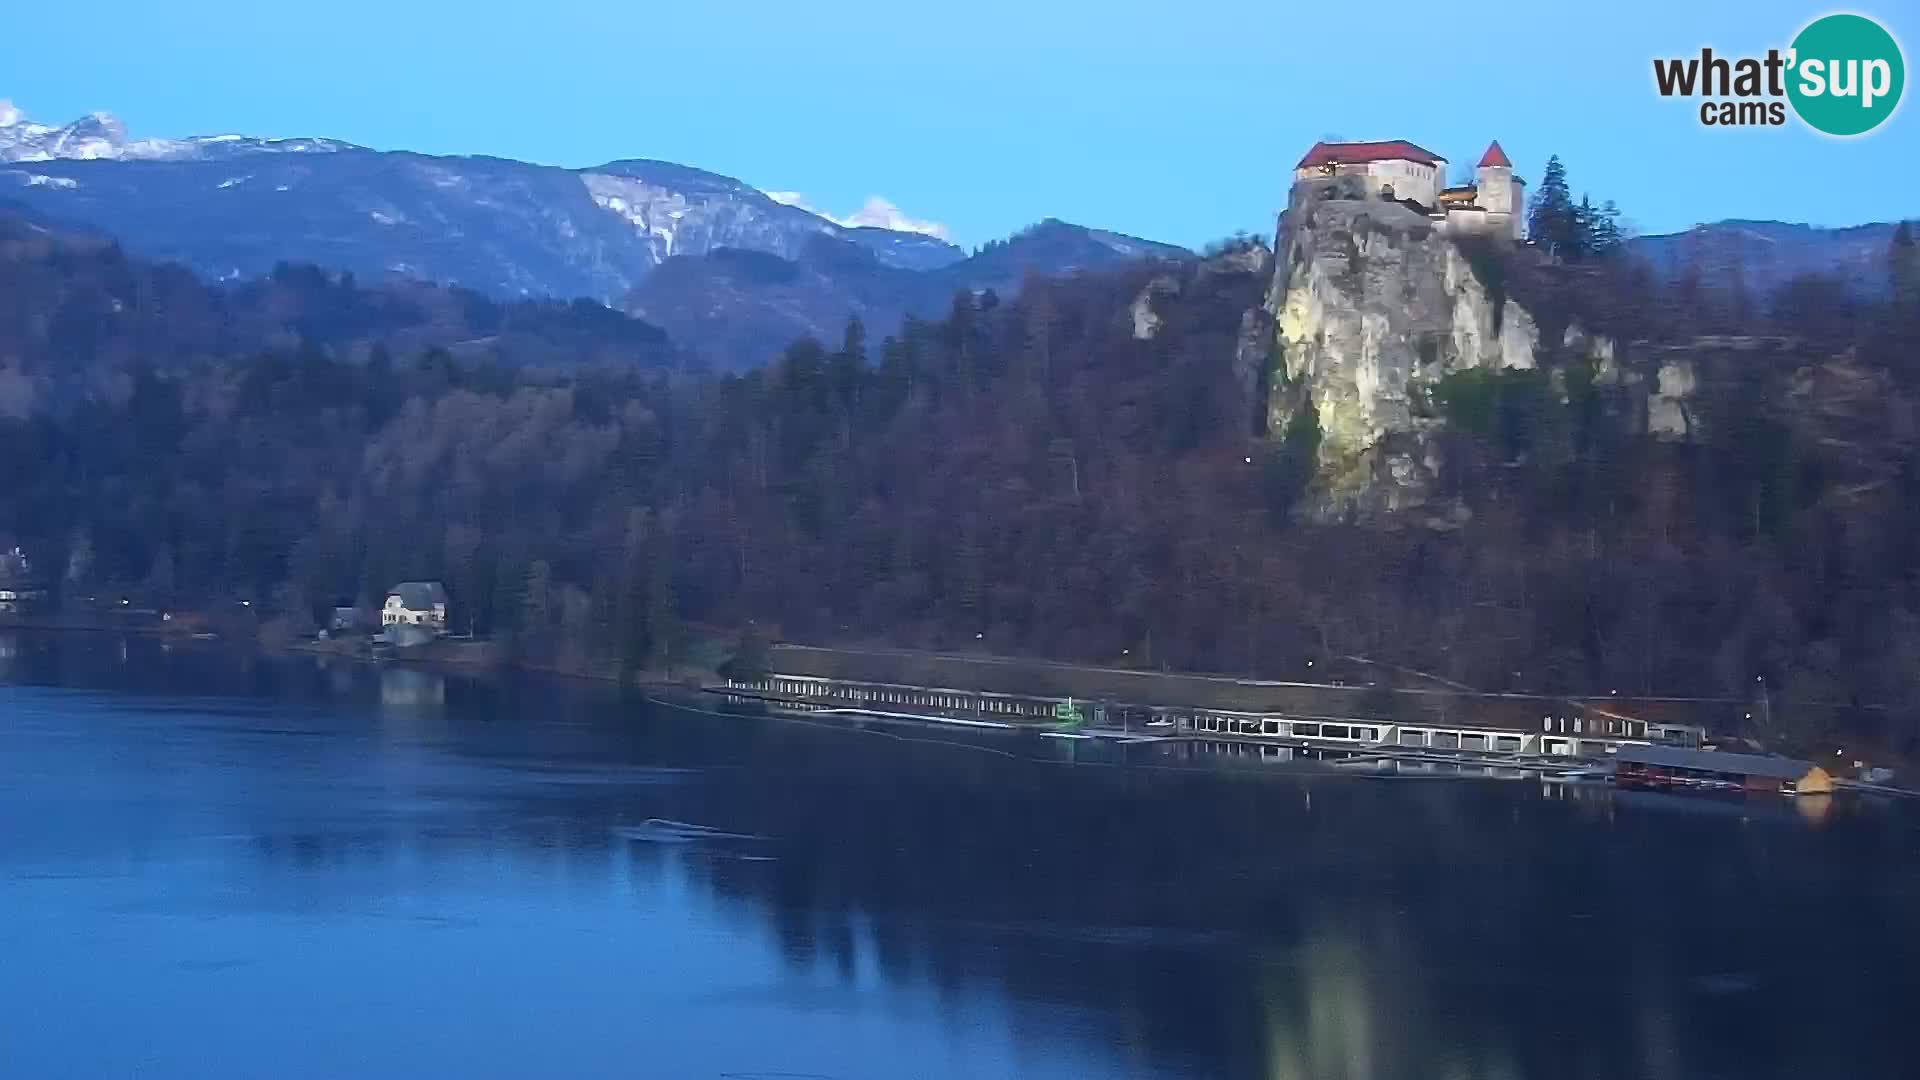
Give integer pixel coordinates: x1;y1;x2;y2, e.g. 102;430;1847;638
1477;140;1512;168
1295;140;1446;169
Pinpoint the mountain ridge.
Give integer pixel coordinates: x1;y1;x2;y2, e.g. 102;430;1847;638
1625;218;1902;294
0;101;966;290
0;101;1190;366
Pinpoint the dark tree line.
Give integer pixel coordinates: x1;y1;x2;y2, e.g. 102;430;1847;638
2;213;1920;755
1526;154;1626;261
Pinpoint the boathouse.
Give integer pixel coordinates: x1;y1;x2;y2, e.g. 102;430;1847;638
1614;745;1834;795
720;644;1707;757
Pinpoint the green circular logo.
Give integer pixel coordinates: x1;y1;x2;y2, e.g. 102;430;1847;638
1788;13;1905;136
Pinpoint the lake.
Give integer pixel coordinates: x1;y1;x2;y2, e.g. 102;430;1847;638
2;633;1916;1079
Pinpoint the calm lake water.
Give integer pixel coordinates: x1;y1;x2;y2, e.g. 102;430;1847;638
2;634;1917;1079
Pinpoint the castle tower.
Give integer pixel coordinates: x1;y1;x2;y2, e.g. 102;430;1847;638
1474;141;1526;240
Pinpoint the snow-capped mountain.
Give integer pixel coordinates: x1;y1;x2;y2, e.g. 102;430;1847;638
0;101;1188;365
0;101;964;298
0;100;349;162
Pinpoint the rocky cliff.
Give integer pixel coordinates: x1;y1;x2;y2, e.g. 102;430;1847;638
1265;175;1549;518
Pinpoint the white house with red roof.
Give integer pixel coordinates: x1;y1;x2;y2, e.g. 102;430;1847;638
1293;139;1526;241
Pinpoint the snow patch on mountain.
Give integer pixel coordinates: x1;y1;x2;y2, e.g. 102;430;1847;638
765;191;951;241
0;100;354;163
582;171;853;264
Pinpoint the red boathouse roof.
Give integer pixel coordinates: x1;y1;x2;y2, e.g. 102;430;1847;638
1295;140;1446;169
1477;140;1513;168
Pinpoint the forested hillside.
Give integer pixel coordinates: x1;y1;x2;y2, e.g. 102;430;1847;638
0;209;679;398
2;209;1919;756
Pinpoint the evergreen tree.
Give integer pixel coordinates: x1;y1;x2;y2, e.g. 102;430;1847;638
728;622;771;679
840;316;867;367
490;554;527;639
829;317;866;418
616;508;653;675
522;559;552;633
1572;195;1597;261
647;525;679;673
1590;200;1626;256
1526;155;1575;258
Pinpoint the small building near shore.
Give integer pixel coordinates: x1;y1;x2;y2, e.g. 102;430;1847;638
1614;744;1834;795
382;582;448;634
0;585;46;614
0;545;45;614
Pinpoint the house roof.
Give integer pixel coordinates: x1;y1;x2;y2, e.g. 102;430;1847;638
1615;744;1817;780
1296;140;1446;169
388;581;448;610
1477;140;1513;168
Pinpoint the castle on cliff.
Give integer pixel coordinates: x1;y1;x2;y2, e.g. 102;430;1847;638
1292;139;1526;241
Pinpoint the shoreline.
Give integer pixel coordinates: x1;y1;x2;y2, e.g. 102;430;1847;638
14;621;1917;795
0;621;713;694
11;621;1914;800
277;634;716;693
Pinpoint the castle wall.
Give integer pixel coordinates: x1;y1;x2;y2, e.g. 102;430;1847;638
1365;159;1441;208
1438;208;1491;235
1294;159;1442;208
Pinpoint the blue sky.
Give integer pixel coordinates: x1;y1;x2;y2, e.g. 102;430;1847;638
2;0;1912;248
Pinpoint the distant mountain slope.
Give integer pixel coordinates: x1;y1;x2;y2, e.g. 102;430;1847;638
0;102;963;303
626;219;1192;365
0;102;1195;367
1627;219;1901;294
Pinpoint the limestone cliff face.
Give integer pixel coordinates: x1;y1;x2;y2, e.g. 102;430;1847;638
1267;176;1544;518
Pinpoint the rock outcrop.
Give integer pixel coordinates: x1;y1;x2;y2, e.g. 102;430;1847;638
1266;175;1545;518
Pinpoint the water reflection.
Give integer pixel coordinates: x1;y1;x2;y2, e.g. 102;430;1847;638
1;636;1917;1080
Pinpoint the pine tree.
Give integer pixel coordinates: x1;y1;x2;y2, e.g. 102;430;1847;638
1590;200;1626;256
647;526;679;674
615;508;653;675
522;559;552;633
490;554;527;638
729;622;770;679
840;316;867;366
1526;155;1575;258
1572;195;1596;261
831;316;866;416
